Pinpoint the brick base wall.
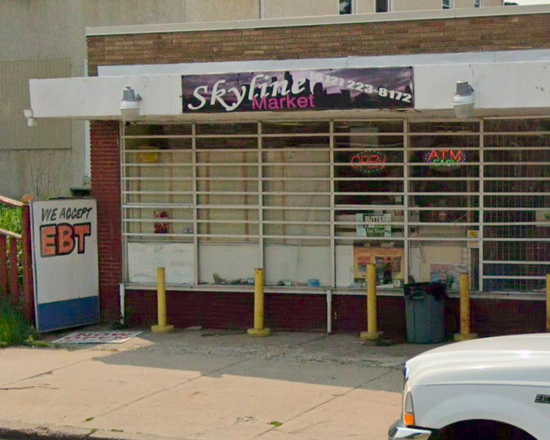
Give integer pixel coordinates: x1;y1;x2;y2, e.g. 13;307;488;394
470;298;546;336
124;290;546;338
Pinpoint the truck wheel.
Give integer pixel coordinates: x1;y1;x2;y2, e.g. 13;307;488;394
438;420;536;440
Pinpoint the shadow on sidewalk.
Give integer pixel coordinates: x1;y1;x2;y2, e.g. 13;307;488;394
89;330;442;392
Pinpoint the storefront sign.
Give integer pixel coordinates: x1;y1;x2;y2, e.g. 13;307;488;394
350;151;387;175
356;213;391;237
138;145;159;164
430;263;467;292
467;230;479;248
31;199;99;333
128;242;194;285
425;149;466;166
182;67;413;113
354;247;404;286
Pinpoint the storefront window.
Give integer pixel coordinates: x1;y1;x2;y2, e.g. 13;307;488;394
407;122;480;291
482;118;550;293
334;120;405;290
120;118;550;294
262;124;331;287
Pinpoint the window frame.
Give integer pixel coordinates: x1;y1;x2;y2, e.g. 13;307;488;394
443;0;455;9
120;118;550;295
339;0;354;15
376;0;392;13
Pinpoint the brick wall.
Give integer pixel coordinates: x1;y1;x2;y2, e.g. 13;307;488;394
124;289;546;339
90;121;122;322
126;290;324;331
88;13;550;75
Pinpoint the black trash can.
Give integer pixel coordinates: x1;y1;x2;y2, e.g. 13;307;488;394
404;282;447;344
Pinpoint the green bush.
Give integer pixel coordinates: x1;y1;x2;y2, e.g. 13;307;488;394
0;206;22;234
0;207;37;347
0;206;24;288
0;297;35;347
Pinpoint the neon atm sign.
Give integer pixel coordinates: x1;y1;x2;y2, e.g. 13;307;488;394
425;149;466;166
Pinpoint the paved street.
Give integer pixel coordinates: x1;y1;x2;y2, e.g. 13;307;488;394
0;329;439;440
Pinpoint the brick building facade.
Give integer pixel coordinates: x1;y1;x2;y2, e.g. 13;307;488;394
28;7;550;338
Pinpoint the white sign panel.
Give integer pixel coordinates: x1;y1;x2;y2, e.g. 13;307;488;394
356;213;391;237
31;199;99;332
128;242;194;284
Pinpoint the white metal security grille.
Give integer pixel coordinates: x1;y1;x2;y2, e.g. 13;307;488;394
121;118;550;294
482;118;550;293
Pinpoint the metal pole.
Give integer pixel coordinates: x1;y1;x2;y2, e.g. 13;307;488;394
248;268;270;337
367;263;377;334
326;288;332;334
547;274;550;333
360;263;381;341
454;272;477;342
460;273;470;335
158;267;167;328
151;267;174;334
254;267;264;330
119;283;126;325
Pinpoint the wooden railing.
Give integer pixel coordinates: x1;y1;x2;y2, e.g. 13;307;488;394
0;195;34;322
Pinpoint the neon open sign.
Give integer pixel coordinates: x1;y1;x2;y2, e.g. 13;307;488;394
425;149;467;166
351;151;386;175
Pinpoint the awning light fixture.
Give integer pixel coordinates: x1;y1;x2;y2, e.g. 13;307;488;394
120;85;142;122
453;80;475;119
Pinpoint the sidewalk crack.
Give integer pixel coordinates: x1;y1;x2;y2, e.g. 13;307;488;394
249;368;393;439
90;358;249;420
0;355;104;388
288;335;329;348
0;385;58;390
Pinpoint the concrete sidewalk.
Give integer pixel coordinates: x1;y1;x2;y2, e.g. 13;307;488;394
0;329;441;440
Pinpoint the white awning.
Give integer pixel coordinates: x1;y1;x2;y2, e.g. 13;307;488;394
27;51;550;121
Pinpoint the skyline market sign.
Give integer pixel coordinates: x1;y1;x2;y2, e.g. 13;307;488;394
181;67;414;113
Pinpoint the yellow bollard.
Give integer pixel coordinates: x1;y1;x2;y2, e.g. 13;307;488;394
547;275;550;332
151;267;174;334
454;273;477;342
360;263;381;341
247;268;271;337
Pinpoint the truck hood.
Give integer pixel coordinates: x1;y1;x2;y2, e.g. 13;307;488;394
407;333;550;387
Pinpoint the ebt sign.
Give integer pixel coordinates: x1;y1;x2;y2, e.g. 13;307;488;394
31;199;99;332
182;67;414;113
39;206;93;257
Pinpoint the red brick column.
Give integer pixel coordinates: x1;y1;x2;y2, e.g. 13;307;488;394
91;121;122;322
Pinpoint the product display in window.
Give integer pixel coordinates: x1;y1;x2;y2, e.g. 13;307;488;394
154;210;170;234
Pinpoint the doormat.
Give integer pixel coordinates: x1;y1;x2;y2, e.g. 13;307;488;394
52;331;142;344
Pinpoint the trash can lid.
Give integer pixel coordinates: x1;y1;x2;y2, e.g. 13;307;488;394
404;281;447;298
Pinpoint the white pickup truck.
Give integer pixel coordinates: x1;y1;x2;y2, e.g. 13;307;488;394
388;333;550;440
